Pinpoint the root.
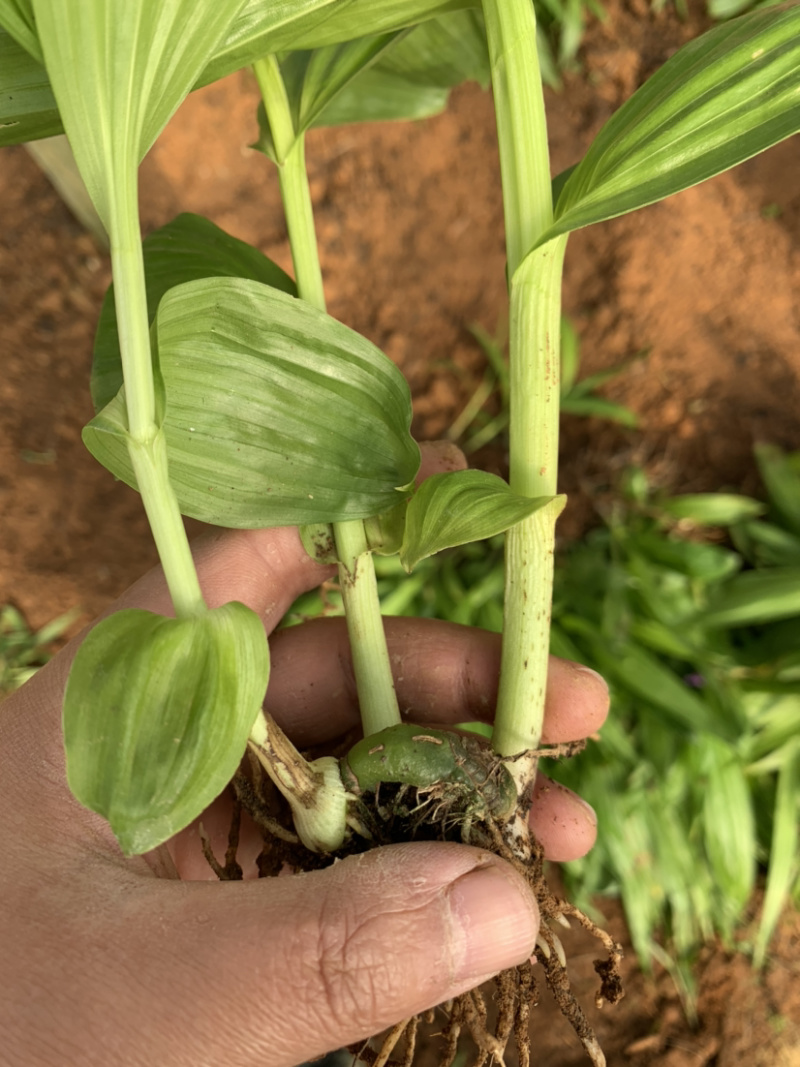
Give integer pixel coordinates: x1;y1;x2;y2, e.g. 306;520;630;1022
198;792;243;881
345;960;540;1067
209;744;623;1066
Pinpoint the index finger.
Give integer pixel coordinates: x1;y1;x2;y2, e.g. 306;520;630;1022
265;616;609;746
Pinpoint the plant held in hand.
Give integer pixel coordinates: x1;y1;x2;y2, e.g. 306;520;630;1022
2;0;799;1062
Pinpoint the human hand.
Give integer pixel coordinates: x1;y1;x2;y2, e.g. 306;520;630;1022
0;449;609;1067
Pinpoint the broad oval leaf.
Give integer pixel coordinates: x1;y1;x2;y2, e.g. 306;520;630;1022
31;0;246;230
542;2;800;242
63;601;270;855
84;277;420;527
92;213;296;413
399;469;563;571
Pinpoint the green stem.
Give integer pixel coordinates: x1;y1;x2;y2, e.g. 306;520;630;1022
255;55;401;735
253;57;325;309
482;0;567;756
109;171;206;619
334;519;400;738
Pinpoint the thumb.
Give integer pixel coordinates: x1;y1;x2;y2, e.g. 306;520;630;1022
134;842;539;1066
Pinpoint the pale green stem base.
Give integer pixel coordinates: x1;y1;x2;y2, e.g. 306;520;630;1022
493;240;568;756
482;0;553;277
248;711;348;852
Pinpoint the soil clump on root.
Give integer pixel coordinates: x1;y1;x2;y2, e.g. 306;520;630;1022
204;730;624;1067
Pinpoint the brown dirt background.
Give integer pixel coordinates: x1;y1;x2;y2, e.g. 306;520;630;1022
1;0;798;1062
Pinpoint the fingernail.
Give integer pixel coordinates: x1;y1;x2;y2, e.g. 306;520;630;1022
447;863;538;982
571;790;597;823
574;662;609;691
537;777;597;824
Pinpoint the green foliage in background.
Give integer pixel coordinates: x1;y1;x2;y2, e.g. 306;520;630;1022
446;315;639;458
289;442;800;996
549;442;800;994
0;605;77;696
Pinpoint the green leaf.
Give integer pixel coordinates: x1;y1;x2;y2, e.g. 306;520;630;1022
630;530;742;583
560;395;639;428
84;278;420;527
541;3;800;242
708;0;753;17
753;737;800;967
400;469;563;571
755;443;800;537
0;0;41;61
31;0;246;231
63;602;270;855
364;497;409;556
598;639;724;735
91;213;296;413
254;32;406;161
731;519;800;568
0;4;470;149
0;25;61;145
200;0;472;88
658;492;766;526
299;522;338;564
566;350;647;398
701;567;800;628
551;163;577;209
746;691;800;763
312;10;489;127
288;33;406;130
697;736;757;932
628;618;697;660
255;12;489;161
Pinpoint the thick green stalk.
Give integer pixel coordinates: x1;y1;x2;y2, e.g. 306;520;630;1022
109;170;206;619
255;56;401;736
492;240;567;758
482;1;552;277
482;0;567;757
